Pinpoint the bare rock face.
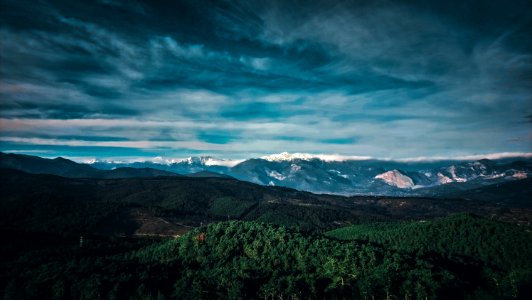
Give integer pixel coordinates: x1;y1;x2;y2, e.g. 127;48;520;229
375;170;415;189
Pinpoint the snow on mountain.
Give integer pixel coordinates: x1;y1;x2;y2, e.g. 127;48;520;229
329;169;348;179
148;156;244;167
260;152;373;162
84;158;130;165
267;170;286;181
82;152;531;196
375;170;415;189
89;156;242;167
203;158;244;167
84;158;98;164
141;156;217;165
152;156;183;164
485;173;504;180
437;173;453;184
512;171;527;179
447;166;468;182
290;164;301;172
261;152;315;161
182;156;215;165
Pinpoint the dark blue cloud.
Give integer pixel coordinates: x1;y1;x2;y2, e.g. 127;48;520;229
0;0;531;159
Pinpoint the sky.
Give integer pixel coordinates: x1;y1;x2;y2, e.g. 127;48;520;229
0;0;531;161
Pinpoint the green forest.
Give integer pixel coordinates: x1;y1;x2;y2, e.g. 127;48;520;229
2;214;531;299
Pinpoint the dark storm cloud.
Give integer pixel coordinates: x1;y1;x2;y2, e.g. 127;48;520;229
0;0;531;159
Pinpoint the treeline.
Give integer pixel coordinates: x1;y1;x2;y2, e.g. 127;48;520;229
3;215;531;299
325;213;532;270
326;213;532;297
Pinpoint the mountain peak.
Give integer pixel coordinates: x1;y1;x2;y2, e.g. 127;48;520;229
184;156;212;164
261;152;316;162
182;156;243;167
53;157;77;164
260;152;374;162
375;170;415;189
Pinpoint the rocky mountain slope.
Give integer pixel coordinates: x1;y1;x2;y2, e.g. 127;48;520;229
2;152;530;197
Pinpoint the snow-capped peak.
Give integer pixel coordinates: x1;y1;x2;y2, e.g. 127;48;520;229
261;152;316;162
260;152;373;162
184;156;211;165
170;156;242;167
85;156;242;167
203;158;244;167
83;158;98;164
82;158;128;164
148;156;218;165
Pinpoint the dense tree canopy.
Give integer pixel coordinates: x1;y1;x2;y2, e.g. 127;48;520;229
2;215;531;299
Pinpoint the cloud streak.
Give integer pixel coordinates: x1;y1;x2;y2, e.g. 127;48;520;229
0;0;531;159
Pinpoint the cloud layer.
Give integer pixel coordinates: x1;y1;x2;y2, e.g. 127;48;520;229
1;0;531;159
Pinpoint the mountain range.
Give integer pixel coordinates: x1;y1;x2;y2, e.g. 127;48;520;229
88;152;531;197
2;152;530;198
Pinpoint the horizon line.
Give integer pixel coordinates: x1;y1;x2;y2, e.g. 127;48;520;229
3;150;532;165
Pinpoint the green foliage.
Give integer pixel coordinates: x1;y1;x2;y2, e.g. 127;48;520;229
2;170;531;299
243;203;355;232
325;214;532;270
4;218;531;299
326;213;532;298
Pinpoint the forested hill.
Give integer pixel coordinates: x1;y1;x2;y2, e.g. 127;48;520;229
325;213;532;272
2;217;531;299
1;168;531;299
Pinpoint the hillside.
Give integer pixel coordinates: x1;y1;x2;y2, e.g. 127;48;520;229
186;170;235;179
1;168;530;238
325;213;532;271
446;178;532;207
0;152;180;179
0;167;531;299
0;152;100;177
84;152;532;196
2;217;531;299
3;152;531;200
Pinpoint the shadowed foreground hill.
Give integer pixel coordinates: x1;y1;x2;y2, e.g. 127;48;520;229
1;168;530;237
1;168;532;299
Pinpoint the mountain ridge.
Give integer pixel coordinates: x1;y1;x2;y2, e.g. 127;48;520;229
0;152;180;179
1;152;531;197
